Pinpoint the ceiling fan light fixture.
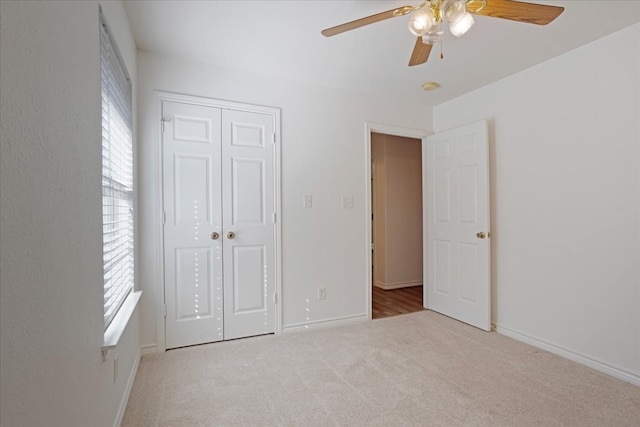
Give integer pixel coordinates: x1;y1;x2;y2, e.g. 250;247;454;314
421;21;443;45
408;8;435;37
320;0;565;68
440;0;467;23
449;12;474;37
422;33;442;46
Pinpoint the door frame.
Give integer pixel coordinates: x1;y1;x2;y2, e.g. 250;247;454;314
364;122;429;319
154;91;282;351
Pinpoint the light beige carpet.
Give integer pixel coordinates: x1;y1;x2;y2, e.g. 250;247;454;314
122;311;640;426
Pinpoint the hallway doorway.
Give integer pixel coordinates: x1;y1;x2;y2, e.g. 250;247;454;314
370;131;423;318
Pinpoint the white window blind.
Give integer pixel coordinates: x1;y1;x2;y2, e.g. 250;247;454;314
101;12;134;331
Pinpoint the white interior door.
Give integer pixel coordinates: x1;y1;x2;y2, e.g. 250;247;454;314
221;109;276;340
163;101;224;349
423;120;491;331
163;101;277;349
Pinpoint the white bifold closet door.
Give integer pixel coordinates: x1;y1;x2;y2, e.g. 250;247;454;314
162;100;276;349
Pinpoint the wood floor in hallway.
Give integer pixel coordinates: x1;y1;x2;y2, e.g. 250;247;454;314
372;285;424;319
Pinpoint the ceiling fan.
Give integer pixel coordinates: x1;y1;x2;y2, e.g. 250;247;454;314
321;0;564;66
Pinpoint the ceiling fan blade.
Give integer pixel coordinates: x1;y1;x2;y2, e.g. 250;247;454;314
470;0;564;25
321;6;413;37
409;37;432;66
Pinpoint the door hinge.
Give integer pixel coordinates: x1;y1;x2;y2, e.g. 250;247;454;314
161;118;172;133
273;293;277;304
273;212;277;223
163;304;167;317
162;211;166;224
272;133;276;144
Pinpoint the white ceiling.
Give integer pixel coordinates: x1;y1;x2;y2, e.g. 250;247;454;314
124;0;640;107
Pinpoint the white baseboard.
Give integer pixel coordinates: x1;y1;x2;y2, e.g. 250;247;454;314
113;347;142;427
140;344;158;355
373;280;422;290
495;324;640;387
282;313;369;333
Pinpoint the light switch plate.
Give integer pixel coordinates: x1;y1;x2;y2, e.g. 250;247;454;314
303;194;312;208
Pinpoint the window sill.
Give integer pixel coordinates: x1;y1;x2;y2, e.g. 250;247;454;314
102;290;142;360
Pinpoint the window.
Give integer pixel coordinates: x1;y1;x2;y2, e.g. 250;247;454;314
100;12;134;331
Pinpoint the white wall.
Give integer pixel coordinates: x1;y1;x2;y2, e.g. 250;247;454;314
372;134;423;289
434;24;640;383
0;1;140;426
136;51;431;343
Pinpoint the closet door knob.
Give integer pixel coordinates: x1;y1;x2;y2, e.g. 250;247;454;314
227;231;236;239
210;232;219;240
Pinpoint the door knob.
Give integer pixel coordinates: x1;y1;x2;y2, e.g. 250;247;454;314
210;232;219;240
227;231;236;239
476;231;486;239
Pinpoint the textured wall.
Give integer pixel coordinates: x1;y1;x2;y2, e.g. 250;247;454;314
0;1;140;425
434;24;640;383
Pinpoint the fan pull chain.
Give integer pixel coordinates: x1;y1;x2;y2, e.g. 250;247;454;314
440;39;444;59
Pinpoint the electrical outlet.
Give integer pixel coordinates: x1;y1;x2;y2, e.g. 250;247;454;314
303;194;312;208
318;287;326;300
342;196;354;209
